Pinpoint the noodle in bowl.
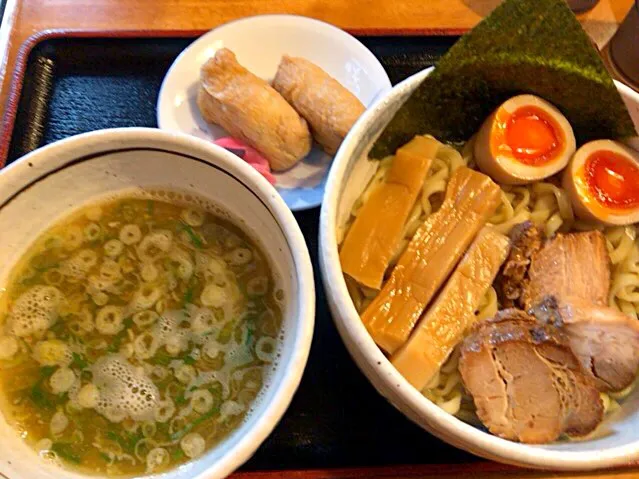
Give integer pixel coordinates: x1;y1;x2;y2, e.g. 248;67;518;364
0;128;315;479
319;67;639;470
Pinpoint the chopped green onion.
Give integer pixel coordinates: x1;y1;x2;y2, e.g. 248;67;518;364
172;448;186;460
29;366;57;409
71;352;88;369
40;366;57;378
180;222;203;249
106;323;130;353
169;407;219;441
106;336;122;353
31;254;60;273
51;442;82;464
30;383;53;409
152;352;172;366
183;355;196;366
182;283;195;307
106;430;141;454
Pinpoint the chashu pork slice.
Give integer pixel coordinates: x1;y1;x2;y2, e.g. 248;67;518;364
496;221;543;308
522;231;611;310
459;309;603;444
531;296;639;392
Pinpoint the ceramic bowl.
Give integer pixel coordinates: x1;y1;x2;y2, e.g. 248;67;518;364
0;128;315;479
157;14;391;211
319;67;639;470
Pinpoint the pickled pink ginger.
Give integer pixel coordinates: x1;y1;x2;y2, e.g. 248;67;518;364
214;137;276;185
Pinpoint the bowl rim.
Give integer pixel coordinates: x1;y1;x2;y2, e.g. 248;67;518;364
0;127;316;479
319;68;639;470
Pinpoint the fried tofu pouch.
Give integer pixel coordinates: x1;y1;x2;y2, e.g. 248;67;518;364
272;55;366;155
197;48;312;171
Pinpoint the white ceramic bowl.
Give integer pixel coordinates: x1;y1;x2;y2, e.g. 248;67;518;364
319;68;639;471
157;14;391;211
0;128;315;479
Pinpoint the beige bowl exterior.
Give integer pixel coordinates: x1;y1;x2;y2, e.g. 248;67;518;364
319;67;639;470
0;128;315;479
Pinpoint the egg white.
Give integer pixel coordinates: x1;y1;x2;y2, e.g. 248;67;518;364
474;94;576;185
563;139;639;225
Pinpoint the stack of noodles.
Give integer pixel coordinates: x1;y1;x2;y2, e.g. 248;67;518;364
339;136;639;420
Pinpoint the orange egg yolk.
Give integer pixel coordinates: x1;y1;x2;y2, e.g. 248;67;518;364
502;106;562;166
585;150;639;210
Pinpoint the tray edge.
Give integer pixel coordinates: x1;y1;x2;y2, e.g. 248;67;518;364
0;26;467;167
1;25;639;478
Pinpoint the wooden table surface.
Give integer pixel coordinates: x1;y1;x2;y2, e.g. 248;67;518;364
0;0;637;478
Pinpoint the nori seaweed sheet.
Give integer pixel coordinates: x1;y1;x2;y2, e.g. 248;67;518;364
371;0;636;159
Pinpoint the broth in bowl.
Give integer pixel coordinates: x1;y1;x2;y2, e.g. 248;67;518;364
0;193;283;476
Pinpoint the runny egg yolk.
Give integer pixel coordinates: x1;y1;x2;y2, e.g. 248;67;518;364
498;106;561;166
585;150;639;210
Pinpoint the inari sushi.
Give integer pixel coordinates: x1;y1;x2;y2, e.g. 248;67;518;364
197;48;312;171
272;55;366;155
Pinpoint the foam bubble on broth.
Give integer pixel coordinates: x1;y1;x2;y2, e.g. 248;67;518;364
9;285;64;337
92;354;159;422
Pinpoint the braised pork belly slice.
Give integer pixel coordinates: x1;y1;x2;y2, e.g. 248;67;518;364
459;309;603;444
522;231;611;310
531;296;639;392
496;221;543;308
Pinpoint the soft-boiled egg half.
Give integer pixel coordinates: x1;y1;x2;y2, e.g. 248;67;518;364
474;94;576;185
563;140;639;225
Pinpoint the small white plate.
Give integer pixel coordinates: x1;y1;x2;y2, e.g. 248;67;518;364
157;14;392;211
